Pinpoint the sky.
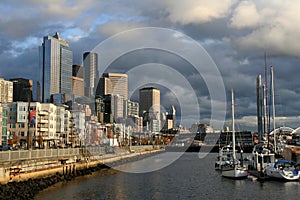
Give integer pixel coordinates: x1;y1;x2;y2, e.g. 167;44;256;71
1;0;300;131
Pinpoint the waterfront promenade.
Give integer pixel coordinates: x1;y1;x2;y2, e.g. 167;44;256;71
0;145;163;184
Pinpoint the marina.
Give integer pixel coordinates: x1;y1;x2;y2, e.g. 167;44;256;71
34;153;300;200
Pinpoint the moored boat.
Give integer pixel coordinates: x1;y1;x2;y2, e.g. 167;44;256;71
215;145;234;170
264;160;300;181
247;142;275;180
221;89;248;179
222;163;248;179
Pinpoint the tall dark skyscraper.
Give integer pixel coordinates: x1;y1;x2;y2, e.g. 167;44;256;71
256;74;263;140
39;32;73;102
9;78;33;102
83;52;98;97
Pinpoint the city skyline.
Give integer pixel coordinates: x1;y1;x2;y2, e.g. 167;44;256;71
1;1;300;130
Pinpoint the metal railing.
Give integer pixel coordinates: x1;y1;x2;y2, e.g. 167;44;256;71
0;148;80;162
0;145;160;163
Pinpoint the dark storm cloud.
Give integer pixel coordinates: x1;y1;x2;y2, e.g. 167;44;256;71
0;47;39;80
2;0;300;130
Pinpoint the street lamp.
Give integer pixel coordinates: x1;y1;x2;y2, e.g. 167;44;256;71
24;86;32;150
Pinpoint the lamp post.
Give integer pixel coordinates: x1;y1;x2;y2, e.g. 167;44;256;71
25;86;32;150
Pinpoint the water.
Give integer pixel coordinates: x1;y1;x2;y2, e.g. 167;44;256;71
35;153;300;200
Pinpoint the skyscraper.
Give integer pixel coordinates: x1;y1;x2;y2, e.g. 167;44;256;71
72;65;84;96
139;87;161;133
40;32;73;103
83;52;98;97
256;75;263;140
98;73;128;99
139;87;160;117
9;78;33;102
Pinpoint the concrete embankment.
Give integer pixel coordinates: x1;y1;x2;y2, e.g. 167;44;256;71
0;146;164;200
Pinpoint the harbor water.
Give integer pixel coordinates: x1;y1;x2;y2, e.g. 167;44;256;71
35;152;300;200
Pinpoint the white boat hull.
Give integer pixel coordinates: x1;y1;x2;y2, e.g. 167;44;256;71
222;166;248;179
265;167;300;181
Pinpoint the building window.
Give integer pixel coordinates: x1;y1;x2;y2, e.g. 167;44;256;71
3;109;7;117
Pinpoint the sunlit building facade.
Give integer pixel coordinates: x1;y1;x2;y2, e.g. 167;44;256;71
0;78;13;103
83;52;98;97
40;32;73;102
98;73;128;99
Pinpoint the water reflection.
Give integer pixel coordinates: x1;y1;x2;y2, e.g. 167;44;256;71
35;153;300;200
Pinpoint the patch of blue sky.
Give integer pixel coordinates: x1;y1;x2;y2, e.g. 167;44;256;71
0;2;37;20
60;27;87;41
12;37;40;50
90;13;146;31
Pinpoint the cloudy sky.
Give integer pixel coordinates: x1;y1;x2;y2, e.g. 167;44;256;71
1;0;300;131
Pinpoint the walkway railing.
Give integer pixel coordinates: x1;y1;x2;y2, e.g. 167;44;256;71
0;148;80;162
0;145;161;163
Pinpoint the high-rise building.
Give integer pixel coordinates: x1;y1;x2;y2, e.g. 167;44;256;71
0;78;13;103
256;75;263;140
37;81;41;102
72;64;84;78
83;52;98;97
139;87;160;117
72;77;84;97
40;32;73;103
139;87;161;133
169;105;176;128
98;73;128;99
72;65;84;96
10;78;33;102
100;94;125;123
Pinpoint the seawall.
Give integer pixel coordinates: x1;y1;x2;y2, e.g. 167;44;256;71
0;146;164;199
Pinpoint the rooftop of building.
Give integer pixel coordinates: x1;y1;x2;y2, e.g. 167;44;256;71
139;87;160;91
102;73;128;77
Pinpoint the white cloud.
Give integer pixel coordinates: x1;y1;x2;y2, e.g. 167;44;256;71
163;0;237;24
230;0;300;58
230;1;261;29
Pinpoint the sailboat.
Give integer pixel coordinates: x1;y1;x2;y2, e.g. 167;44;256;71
261;67;300;180
248;71;276;179
221;89;248;179
215;145;234;170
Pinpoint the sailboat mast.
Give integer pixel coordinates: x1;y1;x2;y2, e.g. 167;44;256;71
271;66;276;153
231;89;236;160
264;52;269;134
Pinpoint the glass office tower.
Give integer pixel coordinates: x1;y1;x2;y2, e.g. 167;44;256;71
40;32;73;103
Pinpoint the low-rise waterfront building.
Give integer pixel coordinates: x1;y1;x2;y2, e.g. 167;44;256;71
0;104;9;146
0;78;13;103
6;102;83;148
71;110;86;146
